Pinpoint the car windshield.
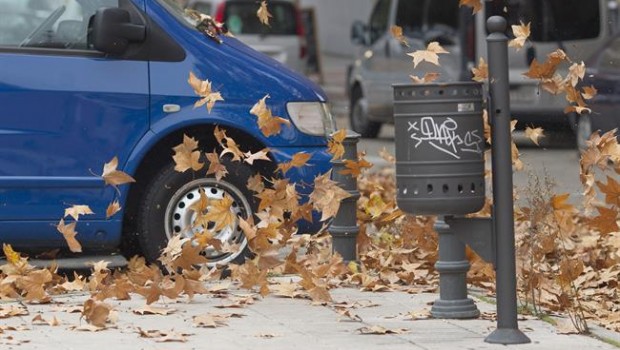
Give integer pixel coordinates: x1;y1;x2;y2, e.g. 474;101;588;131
223;1;297;35
157;0;200;29
486;0;601;41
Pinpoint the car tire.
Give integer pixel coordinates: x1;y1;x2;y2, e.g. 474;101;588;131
136;158;257;267
350;87;381;138
576;114;592;154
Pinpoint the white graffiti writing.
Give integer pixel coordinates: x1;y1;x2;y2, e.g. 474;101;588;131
408;117;483;159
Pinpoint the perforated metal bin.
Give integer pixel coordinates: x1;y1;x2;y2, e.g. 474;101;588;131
392;82;486;215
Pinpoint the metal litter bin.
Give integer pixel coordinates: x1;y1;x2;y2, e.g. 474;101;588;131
392;82;485;215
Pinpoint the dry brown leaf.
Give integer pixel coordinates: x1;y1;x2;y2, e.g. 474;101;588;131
31;314;60;326
0;305;28;319
172;134;204;173
2;243;21;265
101;156;135;186
192;313;230;328
309;170;352;221
390;25;409;47
188;71;224;113
596;176;620;207
56;219;82;253
250;95;290;137
203;195;236;232
277;152;312;175
327;129;347;160
133;305;177;316
205;151;228;181
582;85;598;100
407;41;448;68
409;72;440;83
64;205;94;221
459;0;482;14
105;200;121;219
524;126;545;146
471;57;488;82
358;325;409;334
509;21;530;50
257;1;272;26
339;158;373;177
244;149;271;165
82;299;112;328
247;173;265;193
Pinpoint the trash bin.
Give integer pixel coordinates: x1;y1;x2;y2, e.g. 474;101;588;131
392;82;485;215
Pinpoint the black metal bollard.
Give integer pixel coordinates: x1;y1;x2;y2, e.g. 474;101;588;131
484;16;531;345
329;130;361;262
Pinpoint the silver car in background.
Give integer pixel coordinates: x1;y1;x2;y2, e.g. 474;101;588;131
187;0;307;74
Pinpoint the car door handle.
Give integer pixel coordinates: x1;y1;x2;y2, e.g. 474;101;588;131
163;104;181;113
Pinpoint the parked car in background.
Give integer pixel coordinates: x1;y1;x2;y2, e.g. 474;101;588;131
579;33;620;151
0;0;333;267
188;0;307;74
347;0;615;140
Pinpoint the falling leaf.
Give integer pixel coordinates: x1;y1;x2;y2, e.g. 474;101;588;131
581;85;598;100
250;95;291;137
277;152;312;175
105;200;121;219
339;158;373;177
205;151;228;181
596;176;620;206
567;61;586;87
525;127;545;146
64;205;94;221
523;49;568;80
390;25;409;47
358;325;409;334
257;1;272;26
459;0;482;14
508;21;530;50
587;206;619;235
409;72;440;83
204;195;236;232
327;129;347;160
247;173;265;193
101;156;135;187
219;135;246;162
471;57;488;82
56;219;82;253
309;170;352;221
244;149;271;165
188;71;224;113
2;243;21;265
407;41;449;68
173;135;204;173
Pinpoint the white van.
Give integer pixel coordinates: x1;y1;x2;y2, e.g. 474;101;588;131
347;0;616;139
187;0;307;74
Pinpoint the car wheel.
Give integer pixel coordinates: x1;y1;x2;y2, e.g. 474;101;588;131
350;87;381;138
576;114;592;153
137;159;257;267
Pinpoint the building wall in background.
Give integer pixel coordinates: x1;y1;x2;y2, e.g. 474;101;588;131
298;0;374;57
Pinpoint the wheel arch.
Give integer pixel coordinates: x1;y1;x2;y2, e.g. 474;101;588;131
119;122;276;257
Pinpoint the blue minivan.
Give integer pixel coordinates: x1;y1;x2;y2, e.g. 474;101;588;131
0;0;334;266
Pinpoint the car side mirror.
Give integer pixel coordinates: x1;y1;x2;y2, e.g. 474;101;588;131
351;20;368;46
91;7;146;55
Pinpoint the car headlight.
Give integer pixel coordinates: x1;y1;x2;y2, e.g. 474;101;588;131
286;102;336;137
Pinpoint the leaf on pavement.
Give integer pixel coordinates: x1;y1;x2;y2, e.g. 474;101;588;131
82;298;112;328
133;305;176;316
358;325;409;334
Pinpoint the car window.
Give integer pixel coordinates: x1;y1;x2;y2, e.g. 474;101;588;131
0;0;117;50
369;0;391;44
395;0;459;40
223;1;297;35
486;0;600;42
599;37;620;71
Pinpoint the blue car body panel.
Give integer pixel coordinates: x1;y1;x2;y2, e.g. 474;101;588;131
0;0;331;251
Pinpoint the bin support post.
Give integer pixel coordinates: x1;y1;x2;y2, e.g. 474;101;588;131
329;130;361;262
485;16;531;344
431;217;480;319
